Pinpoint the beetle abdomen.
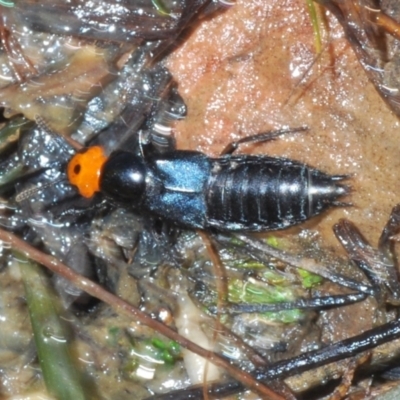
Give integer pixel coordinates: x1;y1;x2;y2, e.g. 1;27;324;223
205;156;348;231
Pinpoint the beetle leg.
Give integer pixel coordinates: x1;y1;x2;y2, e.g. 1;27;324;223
220;126;308;155
56;197;109;219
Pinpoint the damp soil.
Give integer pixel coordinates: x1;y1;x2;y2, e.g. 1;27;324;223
1;0;400;398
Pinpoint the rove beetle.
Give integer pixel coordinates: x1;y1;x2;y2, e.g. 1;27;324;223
67;128;349;232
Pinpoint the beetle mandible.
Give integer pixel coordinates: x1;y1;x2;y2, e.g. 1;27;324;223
67;128;349;232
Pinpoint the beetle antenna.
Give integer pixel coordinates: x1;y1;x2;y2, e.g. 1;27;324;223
221;126;308;155
15;176;65;203
34;114;82;151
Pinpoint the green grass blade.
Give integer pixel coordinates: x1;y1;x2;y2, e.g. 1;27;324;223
306;0;322;53
152;0;170;16
16;254;90;400
0;0;14;7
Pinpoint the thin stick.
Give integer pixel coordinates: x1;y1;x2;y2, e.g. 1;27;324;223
199;231;229;307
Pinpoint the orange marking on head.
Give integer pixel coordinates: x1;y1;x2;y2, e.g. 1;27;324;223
67;146;107;198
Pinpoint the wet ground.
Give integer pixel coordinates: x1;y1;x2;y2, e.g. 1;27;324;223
1;0;400;398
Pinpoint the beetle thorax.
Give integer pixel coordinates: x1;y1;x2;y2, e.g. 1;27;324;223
100;151;146;205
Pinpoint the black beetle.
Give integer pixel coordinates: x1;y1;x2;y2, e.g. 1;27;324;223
67;128;349;232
